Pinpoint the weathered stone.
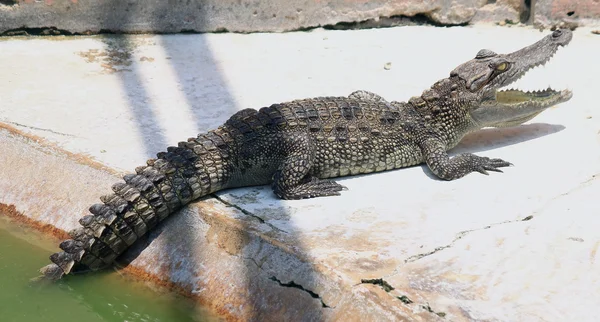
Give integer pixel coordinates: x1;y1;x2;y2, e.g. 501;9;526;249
0;0;371;34
426;0;488;25
1;0;599;33
471;0;524;24
535;0;600;28
0;0;423;34
0;0;578;34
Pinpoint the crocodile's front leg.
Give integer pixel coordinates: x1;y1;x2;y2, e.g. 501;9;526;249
421;139;512;180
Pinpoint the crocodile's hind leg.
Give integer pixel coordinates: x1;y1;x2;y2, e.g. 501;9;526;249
271;137;346;200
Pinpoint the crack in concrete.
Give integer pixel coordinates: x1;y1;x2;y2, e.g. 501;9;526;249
360;278;395;292
268;275;330;308
2;120;77;137
357;276;446;318
397;295;413;304
238;248;269;273
403;173;600;264
246;256;264;271
210;194;288;234
235;239;333;309
421;302;447;318
317;14;462;31
403;223;498;263
0;26;73;36
554;173;599;198
238;249;331;309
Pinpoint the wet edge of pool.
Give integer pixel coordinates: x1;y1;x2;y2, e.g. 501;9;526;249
0;203;225;322
0;122;235;320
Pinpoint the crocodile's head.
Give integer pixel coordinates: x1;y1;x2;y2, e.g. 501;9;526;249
450;29;573;128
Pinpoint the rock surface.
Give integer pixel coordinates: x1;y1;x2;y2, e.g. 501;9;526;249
0;0;451;34
534;0;600;29
471;0;524;24
1;26;599;321
1;0;597;34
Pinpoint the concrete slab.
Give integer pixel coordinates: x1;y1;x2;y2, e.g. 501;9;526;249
1;26;599;321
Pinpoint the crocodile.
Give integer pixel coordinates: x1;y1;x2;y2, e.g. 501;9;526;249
39;29;573;280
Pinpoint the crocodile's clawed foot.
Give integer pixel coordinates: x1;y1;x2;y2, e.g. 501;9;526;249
468;154;513;175
473;157;513;175
297;178;348;199
309;177;348;191
277;178;347;200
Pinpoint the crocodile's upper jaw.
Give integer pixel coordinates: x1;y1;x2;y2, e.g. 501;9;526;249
451;29;573;128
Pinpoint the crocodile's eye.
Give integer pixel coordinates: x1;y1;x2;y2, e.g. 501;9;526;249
496;62;508;71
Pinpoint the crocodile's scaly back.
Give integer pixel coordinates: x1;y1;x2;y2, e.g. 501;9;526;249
40;97;417;279
40;29;574;280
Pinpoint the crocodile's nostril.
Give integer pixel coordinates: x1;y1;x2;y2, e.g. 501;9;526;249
552;29;562;38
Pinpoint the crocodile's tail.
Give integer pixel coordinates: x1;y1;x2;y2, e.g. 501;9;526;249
39;131;232;280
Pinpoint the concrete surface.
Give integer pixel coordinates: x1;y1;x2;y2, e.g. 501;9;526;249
0;0;547;35
1;25;599;321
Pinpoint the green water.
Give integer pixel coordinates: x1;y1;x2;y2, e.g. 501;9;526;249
0;216;221;322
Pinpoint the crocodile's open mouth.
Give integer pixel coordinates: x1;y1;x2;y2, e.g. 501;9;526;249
495;87;573;108
479;87;572;127
475;84;573;128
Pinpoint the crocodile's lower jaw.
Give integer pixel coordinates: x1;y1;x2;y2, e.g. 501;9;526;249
496;88;572;107
473;87;572;128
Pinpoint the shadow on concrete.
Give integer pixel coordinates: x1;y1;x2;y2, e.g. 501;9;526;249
451;123;565;155
91;2;325;321
420;123;565;180
101;35;170;156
